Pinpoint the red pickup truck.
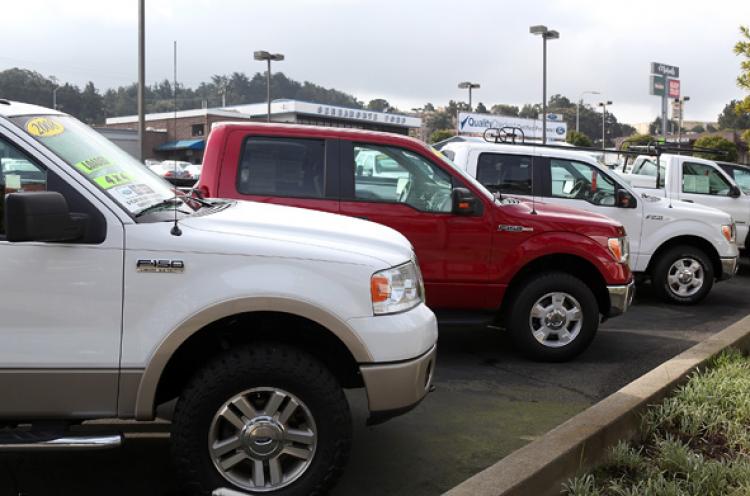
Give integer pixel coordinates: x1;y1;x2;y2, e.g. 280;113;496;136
197;123;634;361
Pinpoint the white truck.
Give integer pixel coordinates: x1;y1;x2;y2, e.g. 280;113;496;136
618;154;749;251
0;100;437;495
439;140;739;304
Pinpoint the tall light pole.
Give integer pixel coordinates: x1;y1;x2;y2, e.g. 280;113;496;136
457;81;480;112
138;0;146;161
254;50;284;122
598;100;613;150
675;96;690;149
50;76;59;110
576;90;600;133
530;25;559;144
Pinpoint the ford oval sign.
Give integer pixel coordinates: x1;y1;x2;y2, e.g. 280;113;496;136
556;126;566;135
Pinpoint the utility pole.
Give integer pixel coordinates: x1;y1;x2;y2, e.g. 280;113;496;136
254;51;284;122
457;81;480;112
137;0;146;162
598;100;612;150
530;25;560;144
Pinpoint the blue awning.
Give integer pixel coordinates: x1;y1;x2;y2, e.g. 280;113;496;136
156;139;205;151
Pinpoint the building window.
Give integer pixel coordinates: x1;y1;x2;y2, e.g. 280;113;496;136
191;124;205;137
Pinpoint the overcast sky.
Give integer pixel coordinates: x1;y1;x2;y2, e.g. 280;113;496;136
1;0;748;124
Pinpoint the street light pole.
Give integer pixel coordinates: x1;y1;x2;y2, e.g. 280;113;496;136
457;81;480;112
254;50;285;122
530;25;560;144
598;100;613;150
137;0;146;161
576;90;600;133
675;96;690;150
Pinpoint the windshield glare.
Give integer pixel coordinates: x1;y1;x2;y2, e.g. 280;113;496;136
10;114;179;216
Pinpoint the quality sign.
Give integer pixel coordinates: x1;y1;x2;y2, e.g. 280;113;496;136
457;112;567;140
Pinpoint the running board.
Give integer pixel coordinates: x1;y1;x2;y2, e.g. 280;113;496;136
0;433;122;452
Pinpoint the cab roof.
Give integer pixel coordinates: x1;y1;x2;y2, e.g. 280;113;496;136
0;99;65;117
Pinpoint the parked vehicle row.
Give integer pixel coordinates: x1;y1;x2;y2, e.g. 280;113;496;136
0;101;741;496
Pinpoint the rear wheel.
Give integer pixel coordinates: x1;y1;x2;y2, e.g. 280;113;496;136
171;343;352;496
651;245;713;305
506;272;599;362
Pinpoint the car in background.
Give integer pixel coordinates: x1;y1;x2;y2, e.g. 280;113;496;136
148;160;198;187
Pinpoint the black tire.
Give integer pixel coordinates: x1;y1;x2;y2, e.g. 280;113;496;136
171;343;352;496
506;272;599;362
651;245;714;305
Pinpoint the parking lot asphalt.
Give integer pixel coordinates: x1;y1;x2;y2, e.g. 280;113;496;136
2;262;750;496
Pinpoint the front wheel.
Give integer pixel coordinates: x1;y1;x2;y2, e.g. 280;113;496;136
171;343;352;496
651;245;714;305
506;272;599;362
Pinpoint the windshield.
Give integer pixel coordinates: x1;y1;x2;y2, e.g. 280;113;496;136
429;146;494;201
10;114;181;216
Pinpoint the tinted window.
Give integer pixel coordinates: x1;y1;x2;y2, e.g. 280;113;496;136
237;137;326;198
476;153;532;195
0;139;47;234
682;162;732;196
549;159;617;206
353;144;453;213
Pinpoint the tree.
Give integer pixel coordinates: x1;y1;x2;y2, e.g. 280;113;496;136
734;26;750;115
566;131;593;147
475;102;488;114
648;117;663;135
429;129;455;143
518;103;540;119
491;104;519;116
366;99;392;112
694;135;739;162
707;123;718;132
620;133;656;150
718;100;750;129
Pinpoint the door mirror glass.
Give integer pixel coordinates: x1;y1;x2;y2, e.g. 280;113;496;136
4;192;86;242
452;187;479;215
616;189;637;208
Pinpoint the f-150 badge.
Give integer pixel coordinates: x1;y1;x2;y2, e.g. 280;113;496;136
498;225;534;232
136;259;185;273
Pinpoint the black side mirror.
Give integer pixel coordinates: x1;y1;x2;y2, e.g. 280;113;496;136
452;187;480;215
5;192;87;242
730;185;741;198
616;189;637;209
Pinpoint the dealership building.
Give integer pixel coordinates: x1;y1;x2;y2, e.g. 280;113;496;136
103;99;421;162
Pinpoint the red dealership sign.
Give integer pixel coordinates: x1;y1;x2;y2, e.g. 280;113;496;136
668;79;680;98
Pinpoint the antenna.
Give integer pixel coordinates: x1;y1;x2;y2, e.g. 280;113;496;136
171;40;182;236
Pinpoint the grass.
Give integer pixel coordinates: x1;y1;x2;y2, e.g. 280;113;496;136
562;348;750;496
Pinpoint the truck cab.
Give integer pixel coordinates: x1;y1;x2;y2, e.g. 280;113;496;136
440;140;738;305
199;122;635;362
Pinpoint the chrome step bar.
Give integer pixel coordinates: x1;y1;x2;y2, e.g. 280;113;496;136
0;434;122;451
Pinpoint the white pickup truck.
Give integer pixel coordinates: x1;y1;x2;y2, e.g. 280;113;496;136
618;154;749;251
0;100;437;495
439;139;738;304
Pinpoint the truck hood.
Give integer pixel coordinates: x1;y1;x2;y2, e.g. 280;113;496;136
179;200;414;268
498;197;625;237
638;191;733;223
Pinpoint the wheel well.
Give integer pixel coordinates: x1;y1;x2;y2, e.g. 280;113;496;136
498;254;609;324
153;311;363;408
646;235;721;277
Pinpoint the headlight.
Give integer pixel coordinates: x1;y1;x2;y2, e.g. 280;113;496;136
371;260;424;315
722;224;736;243
607;236;630;264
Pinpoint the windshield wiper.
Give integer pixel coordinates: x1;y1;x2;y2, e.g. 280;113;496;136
135;198;191;218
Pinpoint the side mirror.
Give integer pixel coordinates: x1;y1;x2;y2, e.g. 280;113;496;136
730;185;741;198
4;192;86;242
452;187;479;215
616;189;637;209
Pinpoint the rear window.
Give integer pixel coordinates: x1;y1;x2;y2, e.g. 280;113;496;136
237;137;325;198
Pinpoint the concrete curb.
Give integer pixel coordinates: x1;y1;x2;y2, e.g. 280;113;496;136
443;314;750;496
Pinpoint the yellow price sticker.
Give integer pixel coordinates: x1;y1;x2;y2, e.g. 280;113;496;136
94;172;133;190
75;156;113;175
26;117;65;138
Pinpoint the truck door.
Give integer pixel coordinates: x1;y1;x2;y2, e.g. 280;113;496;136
338;141;495;310
217;130;340;214
678;160;748;245
0;132;124;417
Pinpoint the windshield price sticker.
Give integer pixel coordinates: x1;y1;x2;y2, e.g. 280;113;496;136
26;117;65;138
94;172;133;190
75;156;113;175
110;183;163;211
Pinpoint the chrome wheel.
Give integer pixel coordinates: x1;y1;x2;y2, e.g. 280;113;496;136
667;258;704;297
529;292;583;348
208;387;317;492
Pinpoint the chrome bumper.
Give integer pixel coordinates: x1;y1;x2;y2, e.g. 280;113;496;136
719;256;739;281
607;280;636;317
360;344;436;425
